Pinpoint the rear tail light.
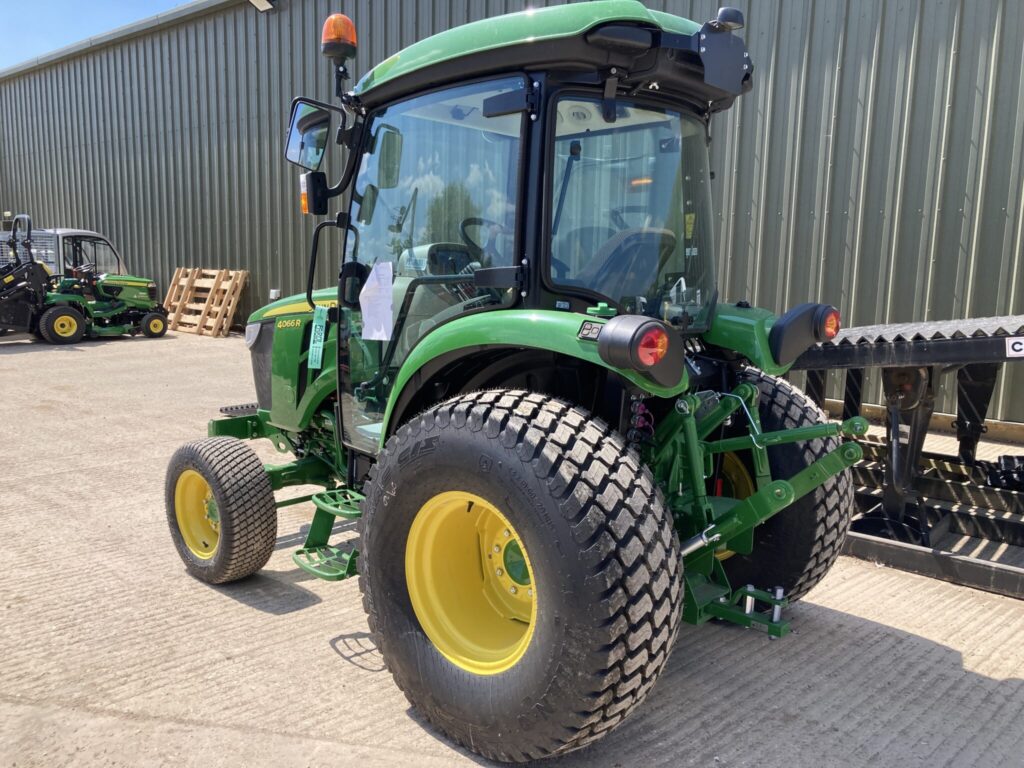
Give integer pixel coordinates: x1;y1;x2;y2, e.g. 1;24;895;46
596;315;684;387
637;327;669;366
768;302;842;366
821;308;841;340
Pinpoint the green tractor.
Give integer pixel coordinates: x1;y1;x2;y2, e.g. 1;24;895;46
0;214;168;344
166;2;866;761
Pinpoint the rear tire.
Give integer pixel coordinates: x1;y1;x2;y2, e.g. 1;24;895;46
359;390;683;762
39;305;86;344
165;437;277;584
718;371;854;601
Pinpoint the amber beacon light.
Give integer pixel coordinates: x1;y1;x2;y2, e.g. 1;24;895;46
321;13;357;63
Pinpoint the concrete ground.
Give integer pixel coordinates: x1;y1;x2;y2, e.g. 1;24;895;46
1;331;1022;768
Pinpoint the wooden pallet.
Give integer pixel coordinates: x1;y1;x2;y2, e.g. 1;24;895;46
162;267;248;337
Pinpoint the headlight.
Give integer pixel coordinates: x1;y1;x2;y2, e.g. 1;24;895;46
245;322;262;349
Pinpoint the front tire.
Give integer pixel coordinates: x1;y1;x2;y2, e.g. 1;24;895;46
165;437;277;583
142;311;168;338
360;390;683;762
718;371;854;601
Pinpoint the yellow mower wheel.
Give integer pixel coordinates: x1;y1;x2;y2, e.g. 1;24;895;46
142;312;168;338
39;305;86;344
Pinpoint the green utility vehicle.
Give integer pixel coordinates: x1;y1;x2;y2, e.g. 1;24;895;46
0;215;168;343
166;2;865;761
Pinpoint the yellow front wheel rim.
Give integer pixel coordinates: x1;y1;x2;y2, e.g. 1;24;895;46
406;491;537;675
52;314;78;338
149;318;164;334
175;469;220;559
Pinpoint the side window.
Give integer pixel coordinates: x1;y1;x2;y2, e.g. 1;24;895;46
89;239;122;275
340;77;525;455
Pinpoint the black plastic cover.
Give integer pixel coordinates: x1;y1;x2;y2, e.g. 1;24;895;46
768;302;837;366
597;314;685;387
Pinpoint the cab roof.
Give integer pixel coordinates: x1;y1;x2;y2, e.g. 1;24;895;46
353;0;705;106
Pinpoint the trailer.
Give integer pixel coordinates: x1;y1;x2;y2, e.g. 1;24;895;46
792;315;1024;596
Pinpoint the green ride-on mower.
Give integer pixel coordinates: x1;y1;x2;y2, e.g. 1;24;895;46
166;2;866;761
0;214;168;344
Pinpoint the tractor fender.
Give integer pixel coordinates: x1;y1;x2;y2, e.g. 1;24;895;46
381;309;690;443
44;293;92;317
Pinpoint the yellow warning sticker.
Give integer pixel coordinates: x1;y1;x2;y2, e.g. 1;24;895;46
3;275;13;284
685;213;696;239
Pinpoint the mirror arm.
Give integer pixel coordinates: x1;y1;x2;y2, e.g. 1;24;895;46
306;219;337;310
327;117;367;199
306;212;359;312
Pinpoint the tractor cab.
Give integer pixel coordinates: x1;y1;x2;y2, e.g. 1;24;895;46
280;0;755;455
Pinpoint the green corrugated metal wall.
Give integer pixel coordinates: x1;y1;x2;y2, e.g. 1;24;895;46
1;0;1021;420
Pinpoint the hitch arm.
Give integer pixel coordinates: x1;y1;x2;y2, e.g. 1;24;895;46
680;438;864;559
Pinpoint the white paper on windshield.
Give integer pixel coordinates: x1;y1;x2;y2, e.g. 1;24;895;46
359;261;394;341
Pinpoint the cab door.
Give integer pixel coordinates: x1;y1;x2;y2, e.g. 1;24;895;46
337;76;528;455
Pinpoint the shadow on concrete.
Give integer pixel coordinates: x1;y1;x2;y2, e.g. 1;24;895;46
329;631;386;672
211;571;321;615
0;332;173;356
404;601;1024;767
274;519;358;552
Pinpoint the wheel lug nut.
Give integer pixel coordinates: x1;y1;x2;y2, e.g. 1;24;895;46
527;589;533;597
496;568;504;577
503;529;510;538
509;586;517;594
493;544;501;553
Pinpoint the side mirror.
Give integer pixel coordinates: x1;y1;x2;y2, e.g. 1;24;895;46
358;184;379;225
376;126;403;189
286;99;333;171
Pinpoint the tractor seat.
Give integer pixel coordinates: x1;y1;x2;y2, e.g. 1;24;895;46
574;227;676;302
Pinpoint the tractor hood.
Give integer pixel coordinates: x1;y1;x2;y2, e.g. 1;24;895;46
248;287;336;324
101;274;155;287
353;0;753;114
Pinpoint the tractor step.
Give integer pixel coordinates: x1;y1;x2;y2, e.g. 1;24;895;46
292;543;359;581
311;487;364;518
219;402;259;416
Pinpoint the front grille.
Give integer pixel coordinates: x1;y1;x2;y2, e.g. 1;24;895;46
147;285;157;301
251;321;275;410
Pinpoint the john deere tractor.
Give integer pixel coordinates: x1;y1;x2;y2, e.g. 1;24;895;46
166;2;866;761
0;214;168;344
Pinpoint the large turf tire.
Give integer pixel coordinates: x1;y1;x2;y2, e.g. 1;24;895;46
720;370;854;601
39;305;86;344
359;390;683;762
165;437;277;584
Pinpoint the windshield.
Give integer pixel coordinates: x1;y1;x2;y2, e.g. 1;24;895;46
549;96;716;331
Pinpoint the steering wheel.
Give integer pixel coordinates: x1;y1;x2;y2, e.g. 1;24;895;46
73;261;97;279
459;217;508;263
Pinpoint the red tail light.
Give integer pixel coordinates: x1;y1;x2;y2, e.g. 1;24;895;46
636;327;669;367
821;308;841;340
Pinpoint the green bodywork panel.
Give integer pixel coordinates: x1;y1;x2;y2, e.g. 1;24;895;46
380;309;690;442
248;290;687;442
701;302;789;377
353;0;700;97
48;274;158;316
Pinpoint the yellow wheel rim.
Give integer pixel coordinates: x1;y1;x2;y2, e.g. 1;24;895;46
149;317;164;334
52;314;78;338
174;469;220;559
714;452;756;561
406;491;537;675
